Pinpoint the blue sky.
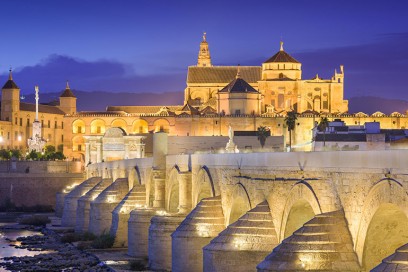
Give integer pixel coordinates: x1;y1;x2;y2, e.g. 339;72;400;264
0;0;407;100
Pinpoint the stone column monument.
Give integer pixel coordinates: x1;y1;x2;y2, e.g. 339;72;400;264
225;125;238;153
27;86;46;152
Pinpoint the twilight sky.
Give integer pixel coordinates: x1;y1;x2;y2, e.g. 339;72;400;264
0;0;407;101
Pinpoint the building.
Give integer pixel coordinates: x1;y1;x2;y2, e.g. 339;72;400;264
3;34;408;161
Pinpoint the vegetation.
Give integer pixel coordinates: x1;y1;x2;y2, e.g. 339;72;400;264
129;259;148;271
318;117;329;147
25;145;65;161
256;126;270;148
0;149;22;160
284;111;298;151
91;233;115;249
18;215;51;226
61;232;96;243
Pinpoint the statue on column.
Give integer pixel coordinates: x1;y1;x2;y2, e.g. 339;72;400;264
27;85;46;153
225;125;239;153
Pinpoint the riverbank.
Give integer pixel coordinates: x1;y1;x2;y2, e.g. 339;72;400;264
0;214;113;272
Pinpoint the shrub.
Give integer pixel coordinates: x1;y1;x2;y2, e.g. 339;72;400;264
61;233;82;243
18;215;50;226
129;260;147;271
91;233;115;249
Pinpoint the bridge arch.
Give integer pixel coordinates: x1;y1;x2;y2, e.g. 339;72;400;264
193;166;217;206
355;178;408;270
166;165;181;213
279;181;322;242
227;182;252;225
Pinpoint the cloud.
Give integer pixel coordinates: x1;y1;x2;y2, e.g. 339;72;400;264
5;55;187;94
293;33;408;99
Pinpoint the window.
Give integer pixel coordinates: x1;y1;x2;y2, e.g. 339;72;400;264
55;121;57;128
278;94;284;108
19;118;22;126
48;134;51;141
48;120;50;128
7;132;10;140
62;122;64;129
61;135;64;142
14;132;18;140
27;119;30;126
78;144;82;151
41;120;44;127
15;117;17;125
97;126;101;134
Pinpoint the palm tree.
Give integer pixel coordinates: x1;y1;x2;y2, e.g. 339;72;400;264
284;111;297;151
257;126;270;148
318;117;329;147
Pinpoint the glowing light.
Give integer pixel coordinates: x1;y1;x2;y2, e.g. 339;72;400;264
232;237;246;249
0;136;3;143
156;210;168;216
196;223;210;237
17;135;22;141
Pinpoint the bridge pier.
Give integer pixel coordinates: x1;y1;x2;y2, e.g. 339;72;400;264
110;184;146;247
61;177;102;227
172;196;225;272
88;178;130;235
75;178;112;233
152;170;166;209
127;207;157;257
257;210;360;271
177;172;192;214
148;213;185;271
203;201;278;272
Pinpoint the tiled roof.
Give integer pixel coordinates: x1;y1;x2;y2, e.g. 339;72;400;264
60;88;76;98
20;102;65;115
187;66;261;84
264;50;300;63
2;79;19;89
219;77;259;94
106;105;181;114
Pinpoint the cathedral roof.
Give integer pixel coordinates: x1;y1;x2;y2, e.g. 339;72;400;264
264;42;300;63
2;70;19;89
187;66;261;84
60;81;76;98
106;105;181;114
219;74;260;94
20;102;66;115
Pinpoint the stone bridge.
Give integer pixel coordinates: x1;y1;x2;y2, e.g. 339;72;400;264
59;146;408;271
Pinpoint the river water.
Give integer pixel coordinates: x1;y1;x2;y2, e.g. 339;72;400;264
0;222;47;272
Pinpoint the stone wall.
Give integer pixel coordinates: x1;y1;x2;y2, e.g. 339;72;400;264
0;172;84;208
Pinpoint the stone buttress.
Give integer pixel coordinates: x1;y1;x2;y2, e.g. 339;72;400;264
128;207;158;257
257;210;361;271
61;177;102;227
372;243;408;271
172;196;225;272
204;200;278;272
110;184;146;247
148;213;185;271
88;178;130;235
75;178;112;233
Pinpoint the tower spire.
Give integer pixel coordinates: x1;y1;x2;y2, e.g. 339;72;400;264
280;41;284;51
66;80;70;89
8;67;12;80
236;64;241;79
197;32;212;67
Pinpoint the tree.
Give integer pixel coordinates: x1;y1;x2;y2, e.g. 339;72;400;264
257;126;270;148
284;111;297;152
318;117;329;147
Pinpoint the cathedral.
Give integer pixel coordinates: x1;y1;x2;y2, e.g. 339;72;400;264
0;34;406;162
186;33;348;115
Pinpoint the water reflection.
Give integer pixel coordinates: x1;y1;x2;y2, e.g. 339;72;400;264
0;223;49;259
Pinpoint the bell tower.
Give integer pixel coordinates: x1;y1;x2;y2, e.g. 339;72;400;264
197;32;212;67
1;69;20;122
